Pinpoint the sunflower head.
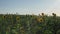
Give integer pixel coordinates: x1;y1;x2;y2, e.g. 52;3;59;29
16;16;20;21
37;17;43;22
52;13;55;15
41;13;44;16
52;13;56;17
2;15;6;19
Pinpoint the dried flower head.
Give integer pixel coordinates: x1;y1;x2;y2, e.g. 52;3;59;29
52;13;56;17
41;13;44;16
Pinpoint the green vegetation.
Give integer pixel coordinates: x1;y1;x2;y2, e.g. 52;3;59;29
0;13;60;34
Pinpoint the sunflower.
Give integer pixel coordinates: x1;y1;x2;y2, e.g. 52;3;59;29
37;17;43;22
52;13;56;17
2;15;5;19
16;16;20;21
41;13;44;16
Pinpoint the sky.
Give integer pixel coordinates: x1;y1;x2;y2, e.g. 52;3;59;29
0;0;60;16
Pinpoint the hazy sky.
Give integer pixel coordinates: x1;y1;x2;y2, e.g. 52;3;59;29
0;0;60;16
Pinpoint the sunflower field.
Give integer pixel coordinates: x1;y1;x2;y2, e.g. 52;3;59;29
0;13;60;34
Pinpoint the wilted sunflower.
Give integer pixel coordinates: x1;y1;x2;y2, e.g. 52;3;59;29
52;13;56;17
41;13;44;16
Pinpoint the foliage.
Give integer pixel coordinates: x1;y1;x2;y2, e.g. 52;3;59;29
0;13;60;34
